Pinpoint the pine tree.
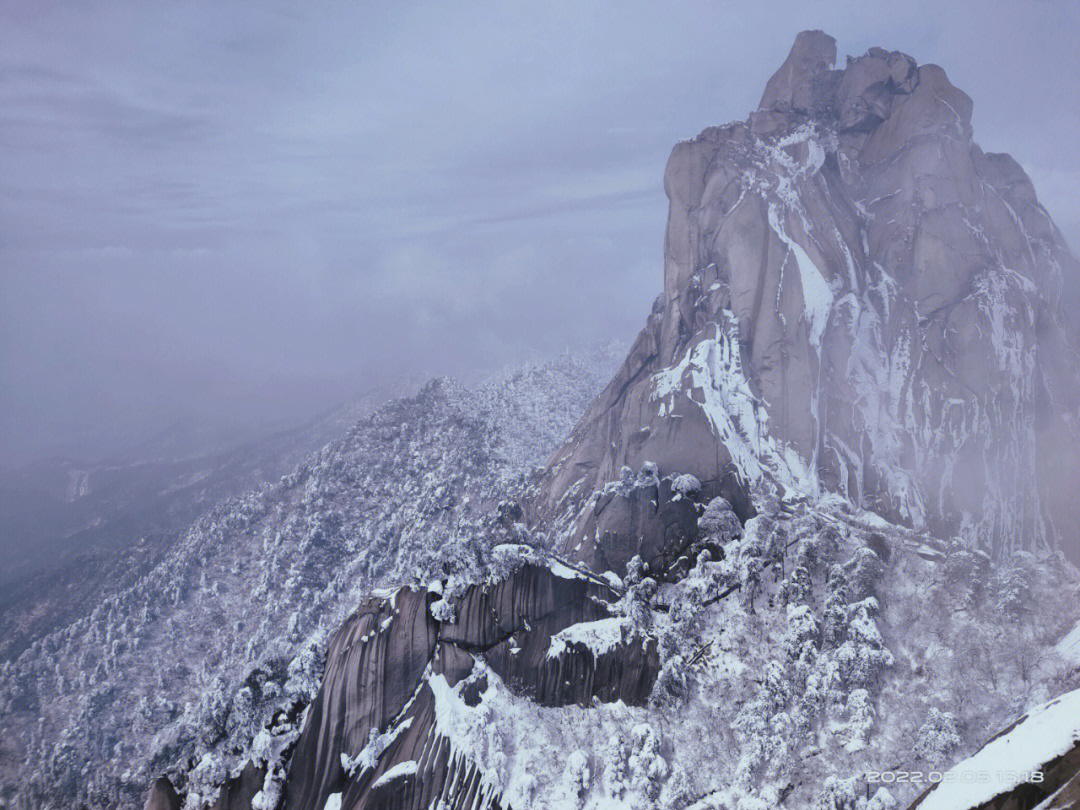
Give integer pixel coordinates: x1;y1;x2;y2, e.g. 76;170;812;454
913;708;961;766
843;688;875;751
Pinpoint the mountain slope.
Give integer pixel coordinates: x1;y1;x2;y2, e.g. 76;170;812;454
0;392;401;664
149;31;1080;810
0;348;622;810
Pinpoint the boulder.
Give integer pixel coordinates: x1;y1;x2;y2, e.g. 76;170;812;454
144;777;180;810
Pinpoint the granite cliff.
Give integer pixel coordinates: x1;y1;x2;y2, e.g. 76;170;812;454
543;30;1080;564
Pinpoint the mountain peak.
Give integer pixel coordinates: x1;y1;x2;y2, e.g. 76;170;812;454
545;31;1080;563
758;29;837;113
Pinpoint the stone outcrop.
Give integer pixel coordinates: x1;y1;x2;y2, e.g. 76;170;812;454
277;563;655;810
568;470;702;577
542;30;1080;562
208;763;266;810
144;777;181;810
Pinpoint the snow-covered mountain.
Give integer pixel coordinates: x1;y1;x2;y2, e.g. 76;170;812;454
5;29;1080;810
0;347;623;809
221;32;1079;810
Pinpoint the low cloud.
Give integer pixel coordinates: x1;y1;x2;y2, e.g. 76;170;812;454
2;0;1078;465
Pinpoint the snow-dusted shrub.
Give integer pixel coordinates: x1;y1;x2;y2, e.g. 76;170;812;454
733;662;793;786
867;788;897;810
699;496;741;543
943;540;991;607
813;775;861;809
822;565;850;647
671;473;702;499
836;598;893;689
843;688;874;752
627;723;668;805
912;708;961;765
659;766;694;809
785;604;820;691
992;550;1036;622
844;546;885;602
554;750;590;809
601;731;630;799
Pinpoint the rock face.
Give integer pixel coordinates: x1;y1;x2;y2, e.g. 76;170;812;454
144;777;181;810
278;563;655;810
543;30;1080;562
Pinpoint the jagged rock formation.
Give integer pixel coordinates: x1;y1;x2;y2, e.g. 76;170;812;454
120;31;1080;810
543;29;1080;562
280;563;655;810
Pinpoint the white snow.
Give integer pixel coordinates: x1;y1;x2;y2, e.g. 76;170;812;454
1056;620;1080;666
548;559;589;581
370;759;418;789
768;203;834;353
651;318;816;496
917;688;1080;810
322;794;341;810
546;617;628;660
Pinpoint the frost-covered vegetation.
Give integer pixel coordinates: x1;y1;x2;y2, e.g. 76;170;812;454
0;347;622;810
415;486;1080;809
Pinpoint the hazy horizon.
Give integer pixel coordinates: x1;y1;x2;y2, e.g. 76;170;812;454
3;0;1079;467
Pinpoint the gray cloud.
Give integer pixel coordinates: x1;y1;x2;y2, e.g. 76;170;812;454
2;0;1078;465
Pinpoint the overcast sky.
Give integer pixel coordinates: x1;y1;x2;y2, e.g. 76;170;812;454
2;0;1078;466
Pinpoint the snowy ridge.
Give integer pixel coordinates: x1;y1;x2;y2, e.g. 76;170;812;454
0;348;623;810
916;688;1080;810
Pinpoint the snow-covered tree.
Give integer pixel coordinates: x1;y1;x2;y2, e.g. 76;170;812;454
554;750;590;810
913;708;961;766
627;723;668;806
843;688;875;751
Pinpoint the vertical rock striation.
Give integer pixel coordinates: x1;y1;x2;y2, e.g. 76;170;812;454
542;31;1080;562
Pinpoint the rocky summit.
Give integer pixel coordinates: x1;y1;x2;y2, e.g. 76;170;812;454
6;29;1080;810
542;29;1080;564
